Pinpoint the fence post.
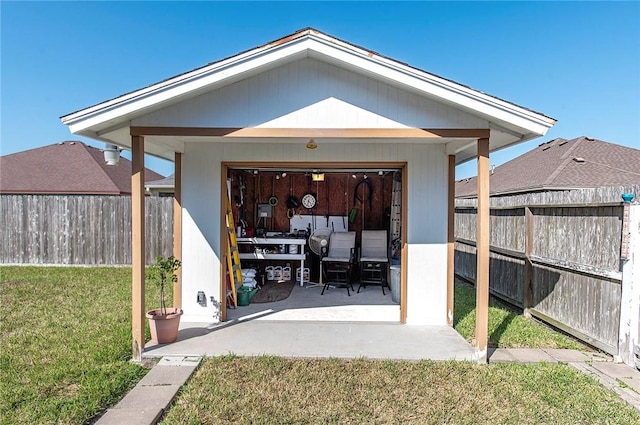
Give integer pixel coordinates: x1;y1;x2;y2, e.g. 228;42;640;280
618;197;639;366
523;206;534;317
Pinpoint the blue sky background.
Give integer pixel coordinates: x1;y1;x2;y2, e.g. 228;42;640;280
2;1;638;178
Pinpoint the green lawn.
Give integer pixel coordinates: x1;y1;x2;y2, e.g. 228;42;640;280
0;267;607;424
0;266;162;425
453;279;584;349
161;356;640;425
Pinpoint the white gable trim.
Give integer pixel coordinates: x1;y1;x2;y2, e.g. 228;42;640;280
62;29;554;139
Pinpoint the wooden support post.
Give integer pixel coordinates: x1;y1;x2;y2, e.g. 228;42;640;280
131;136;145;362
173;152;183;309
400;165;408;324
475;138;490;363
447;155;455;326
523;206;534;317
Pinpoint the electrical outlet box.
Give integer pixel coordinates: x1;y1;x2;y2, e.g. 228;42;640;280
258;203;272;218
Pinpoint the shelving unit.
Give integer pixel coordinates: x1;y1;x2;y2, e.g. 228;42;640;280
236;237;307;286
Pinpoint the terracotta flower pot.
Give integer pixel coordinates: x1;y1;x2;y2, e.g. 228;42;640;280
146;307;183;344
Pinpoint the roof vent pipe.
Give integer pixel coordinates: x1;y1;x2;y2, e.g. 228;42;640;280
104;144;120;166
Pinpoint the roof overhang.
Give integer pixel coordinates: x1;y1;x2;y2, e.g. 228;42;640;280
61;28;555;164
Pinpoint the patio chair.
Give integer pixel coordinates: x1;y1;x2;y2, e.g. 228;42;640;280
321;231;356;296
357;230;389;295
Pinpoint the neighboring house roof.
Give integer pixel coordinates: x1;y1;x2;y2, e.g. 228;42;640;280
145;174;175;191
455;136;640;198
0;141;165;195
61;28;555;165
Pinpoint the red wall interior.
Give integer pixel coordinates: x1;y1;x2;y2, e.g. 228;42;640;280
228;170;396;236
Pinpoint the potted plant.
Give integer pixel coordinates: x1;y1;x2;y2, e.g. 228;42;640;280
146;255;183;344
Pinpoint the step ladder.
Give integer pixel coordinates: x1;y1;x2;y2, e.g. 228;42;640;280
390;171;402;242
225;191;243;308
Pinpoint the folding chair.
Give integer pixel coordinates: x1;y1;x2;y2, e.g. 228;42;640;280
357;230;389;295
321;231;356;296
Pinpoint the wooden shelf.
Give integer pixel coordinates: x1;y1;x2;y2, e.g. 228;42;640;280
239;253;306;260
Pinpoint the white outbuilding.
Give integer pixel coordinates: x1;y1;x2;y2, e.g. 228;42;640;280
62;28;555;361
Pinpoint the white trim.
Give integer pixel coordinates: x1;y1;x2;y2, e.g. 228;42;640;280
62;31;554;139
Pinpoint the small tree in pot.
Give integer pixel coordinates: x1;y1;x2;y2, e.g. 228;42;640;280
146;255;183;344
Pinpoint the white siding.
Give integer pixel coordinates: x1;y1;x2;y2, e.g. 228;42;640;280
181;141;448;325
133;58;487;130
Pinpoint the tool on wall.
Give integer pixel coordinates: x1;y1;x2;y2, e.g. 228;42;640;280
286;174;299;219
268;174;278;231
344;174;349;229
350;178;373;224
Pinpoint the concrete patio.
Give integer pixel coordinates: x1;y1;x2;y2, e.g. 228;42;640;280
143;282;476;361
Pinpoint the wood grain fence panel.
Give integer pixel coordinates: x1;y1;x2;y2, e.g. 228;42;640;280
0;195;173;265
456;184;638;209
454;185;631;353
533;206;622;271
490;208;524;252
454;208;477;242
488;251;524;307
454;241;476;283
531;263;621;354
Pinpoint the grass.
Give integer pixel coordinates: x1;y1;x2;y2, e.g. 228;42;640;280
0;266;163;425
161;356;640;425
0;267;605;424
453;279;584;349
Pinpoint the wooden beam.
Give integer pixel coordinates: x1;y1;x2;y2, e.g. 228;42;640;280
220;164;228;322
400;164;408;324
222;161;407;170
173;152;182;309
131;126;490;139
475;137;490;363
131;136;145;362
523;206;534;317
447;155;455;326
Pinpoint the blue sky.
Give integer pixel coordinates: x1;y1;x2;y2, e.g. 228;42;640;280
2;1;638;178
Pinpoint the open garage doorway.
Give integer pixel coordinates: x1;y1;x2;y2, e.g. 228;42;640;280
221;162;406;323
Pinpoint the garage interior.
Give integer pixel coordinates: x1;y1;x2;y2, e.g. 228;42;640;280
225;165;403;320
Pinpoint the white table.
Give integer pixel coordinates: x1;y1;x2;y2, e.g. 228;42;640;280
236;237;307;286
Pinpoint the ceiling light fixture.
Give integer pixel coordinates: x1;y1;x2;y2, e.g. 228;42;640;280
103;144;121;166
306;139;318;149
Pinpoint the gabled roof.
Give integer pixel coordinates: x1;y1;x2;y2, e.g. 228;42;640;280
145;174;175;189
61;28;555;164
0;141;165;195
455;136;640;198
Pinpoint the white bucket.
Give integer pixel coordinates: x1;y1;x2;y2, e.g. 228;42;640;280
265;266;275;281
296;267;311;282
282;266;292;280
274;266;283;281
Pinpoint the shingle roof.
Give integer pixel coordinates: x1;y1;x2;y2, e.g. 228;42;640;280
145;174;175;188
0;141;165;195
455;136;640;198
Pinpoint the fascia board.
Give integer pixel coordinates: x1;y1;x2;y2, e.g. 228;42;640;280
64;40;312;134
306;38;555;136
64;31;555;139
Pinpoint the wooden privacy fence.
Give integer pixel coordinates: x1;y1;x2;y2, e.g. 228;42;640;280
455;185;638;355
1;195;173;265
